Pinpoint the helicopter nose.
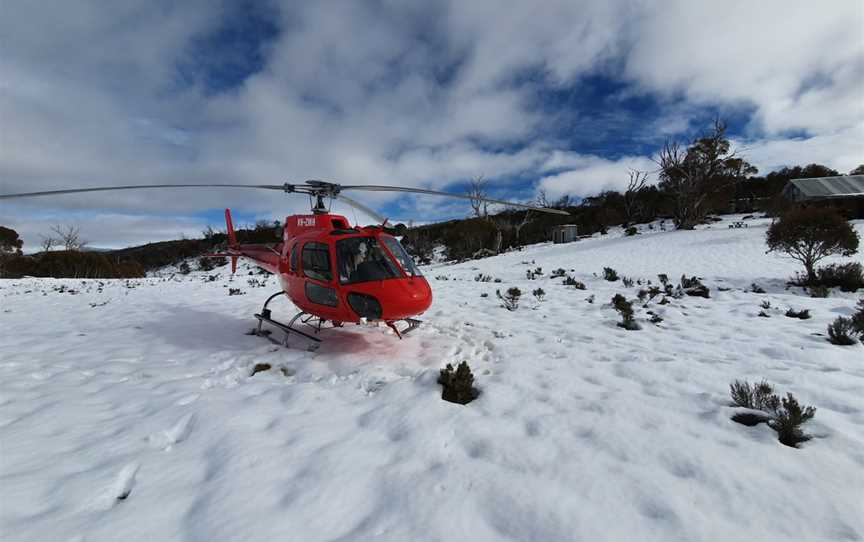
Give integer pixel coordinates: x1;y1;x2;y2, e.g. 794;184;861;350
382;277;432;320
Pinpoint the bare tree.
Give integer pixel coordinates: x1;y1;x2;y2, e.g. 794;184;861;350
623;169;648;226
535;189;550;209
468;175;489;218
39;235;57;252
513;210;533;246
657;119;754;229
50;224;87;251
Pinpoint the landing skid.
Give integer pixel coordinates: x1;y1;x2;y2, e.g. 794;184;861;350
385;318;422;339
250;290;422;348
252;291;323;350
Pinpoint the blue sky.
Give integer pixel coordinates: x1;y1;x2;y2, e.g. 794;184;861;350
1;1;862;248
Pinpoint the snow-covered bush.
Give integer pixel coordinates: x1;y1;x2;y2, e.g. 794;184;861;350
603;267;619;281
438;361;478;404
852;299;864;339
550;268;567;278
827;316;859;345
766;206;859;284
679;275;710;298
178;261;191;275
198;256;215;272
250;363;271;376
773;393;817;448
474;273;493;282
497;287;521;311
729;380;817;448
784;308;811;320
532;288;545;301
624;226;638;236
815;262;864;293
563;276;586;289
730;380;780;412
228;288;245;296
612;294;639;330
809;285;830;298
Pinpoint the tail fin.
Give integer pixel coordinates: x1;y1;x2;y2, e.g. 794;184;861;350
225;208;239;273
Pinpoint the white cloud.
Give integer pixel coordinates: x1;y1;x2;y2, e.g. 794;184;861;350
537;154;657;199
1;1;862;249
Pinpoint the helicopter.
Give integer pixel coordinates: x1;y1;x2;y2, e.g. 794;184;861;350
1;180;568;347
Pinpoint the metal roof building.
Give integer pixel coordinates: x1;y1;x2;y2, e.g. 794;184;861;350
783;175;864;202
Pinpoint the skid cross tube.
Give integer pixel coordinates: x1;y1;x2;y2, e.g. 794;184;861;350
253;291;322;346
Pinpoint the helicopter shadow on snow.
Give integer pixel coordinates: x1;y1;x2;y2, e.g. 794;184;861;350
137;302;394;357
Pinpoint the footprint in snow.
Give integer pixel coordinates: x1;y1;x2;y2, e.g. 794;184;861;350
175;394;199;406
92;463;139;510
148;413;195;450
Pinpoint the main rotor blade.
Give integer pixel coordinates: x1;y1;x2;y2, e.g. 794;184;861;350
0;183;295;200
338;184;570;215
334;193;387;224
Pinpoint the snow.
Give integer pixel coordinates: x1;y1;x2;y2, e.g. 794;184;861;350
1;215;863;542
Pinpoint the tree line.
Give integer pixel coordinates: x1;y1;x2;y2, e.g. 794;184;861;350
402;119;862;262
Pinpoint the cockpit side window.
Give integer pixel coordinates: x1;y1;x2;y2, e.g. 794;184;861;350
302;242;332;282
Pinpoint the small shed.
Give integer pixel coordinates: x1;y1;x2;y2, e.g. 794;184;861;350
551;224;579;244
783;175;864;218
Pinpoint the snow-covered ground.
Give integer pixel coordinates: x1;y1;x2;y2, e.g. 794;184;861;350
2;215;863;542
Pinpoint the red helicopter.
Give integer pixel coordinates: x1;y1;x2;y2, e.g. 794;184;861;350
1;180;567;347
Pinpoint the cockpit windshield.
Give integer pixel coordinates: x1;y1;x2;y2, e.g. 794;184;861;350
381;236;421;277
336;237;400;284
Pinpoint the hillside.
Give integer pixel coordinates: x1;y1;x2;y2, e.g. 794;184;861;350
1;215;862;542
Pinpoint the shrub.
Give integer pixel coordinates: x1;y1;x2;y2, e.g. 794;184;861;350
852;299;864;337
532;288;545;301
438;362;478;404
785;308;811;320
730;380;817;447
622;276;634;288
551;268;567;278
228;288;244;296
766;207;859;283
0;251;145;279
496;287;521;311
730;379;780;413
624;226;638;236
772;393;817;448
474;273;493;282
563;276;586;289
612;294;639;330
178;261;191;275
809;285;830;298
827;316;858;345
679;275;710;298
250;363;271;376
603;267;619;281
198;256;215;272
814;262;864;292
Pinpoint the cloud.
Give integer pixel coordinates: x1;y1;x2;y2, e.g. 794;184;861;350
537;153;657;199
1;1;861;249
624;0;864;138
